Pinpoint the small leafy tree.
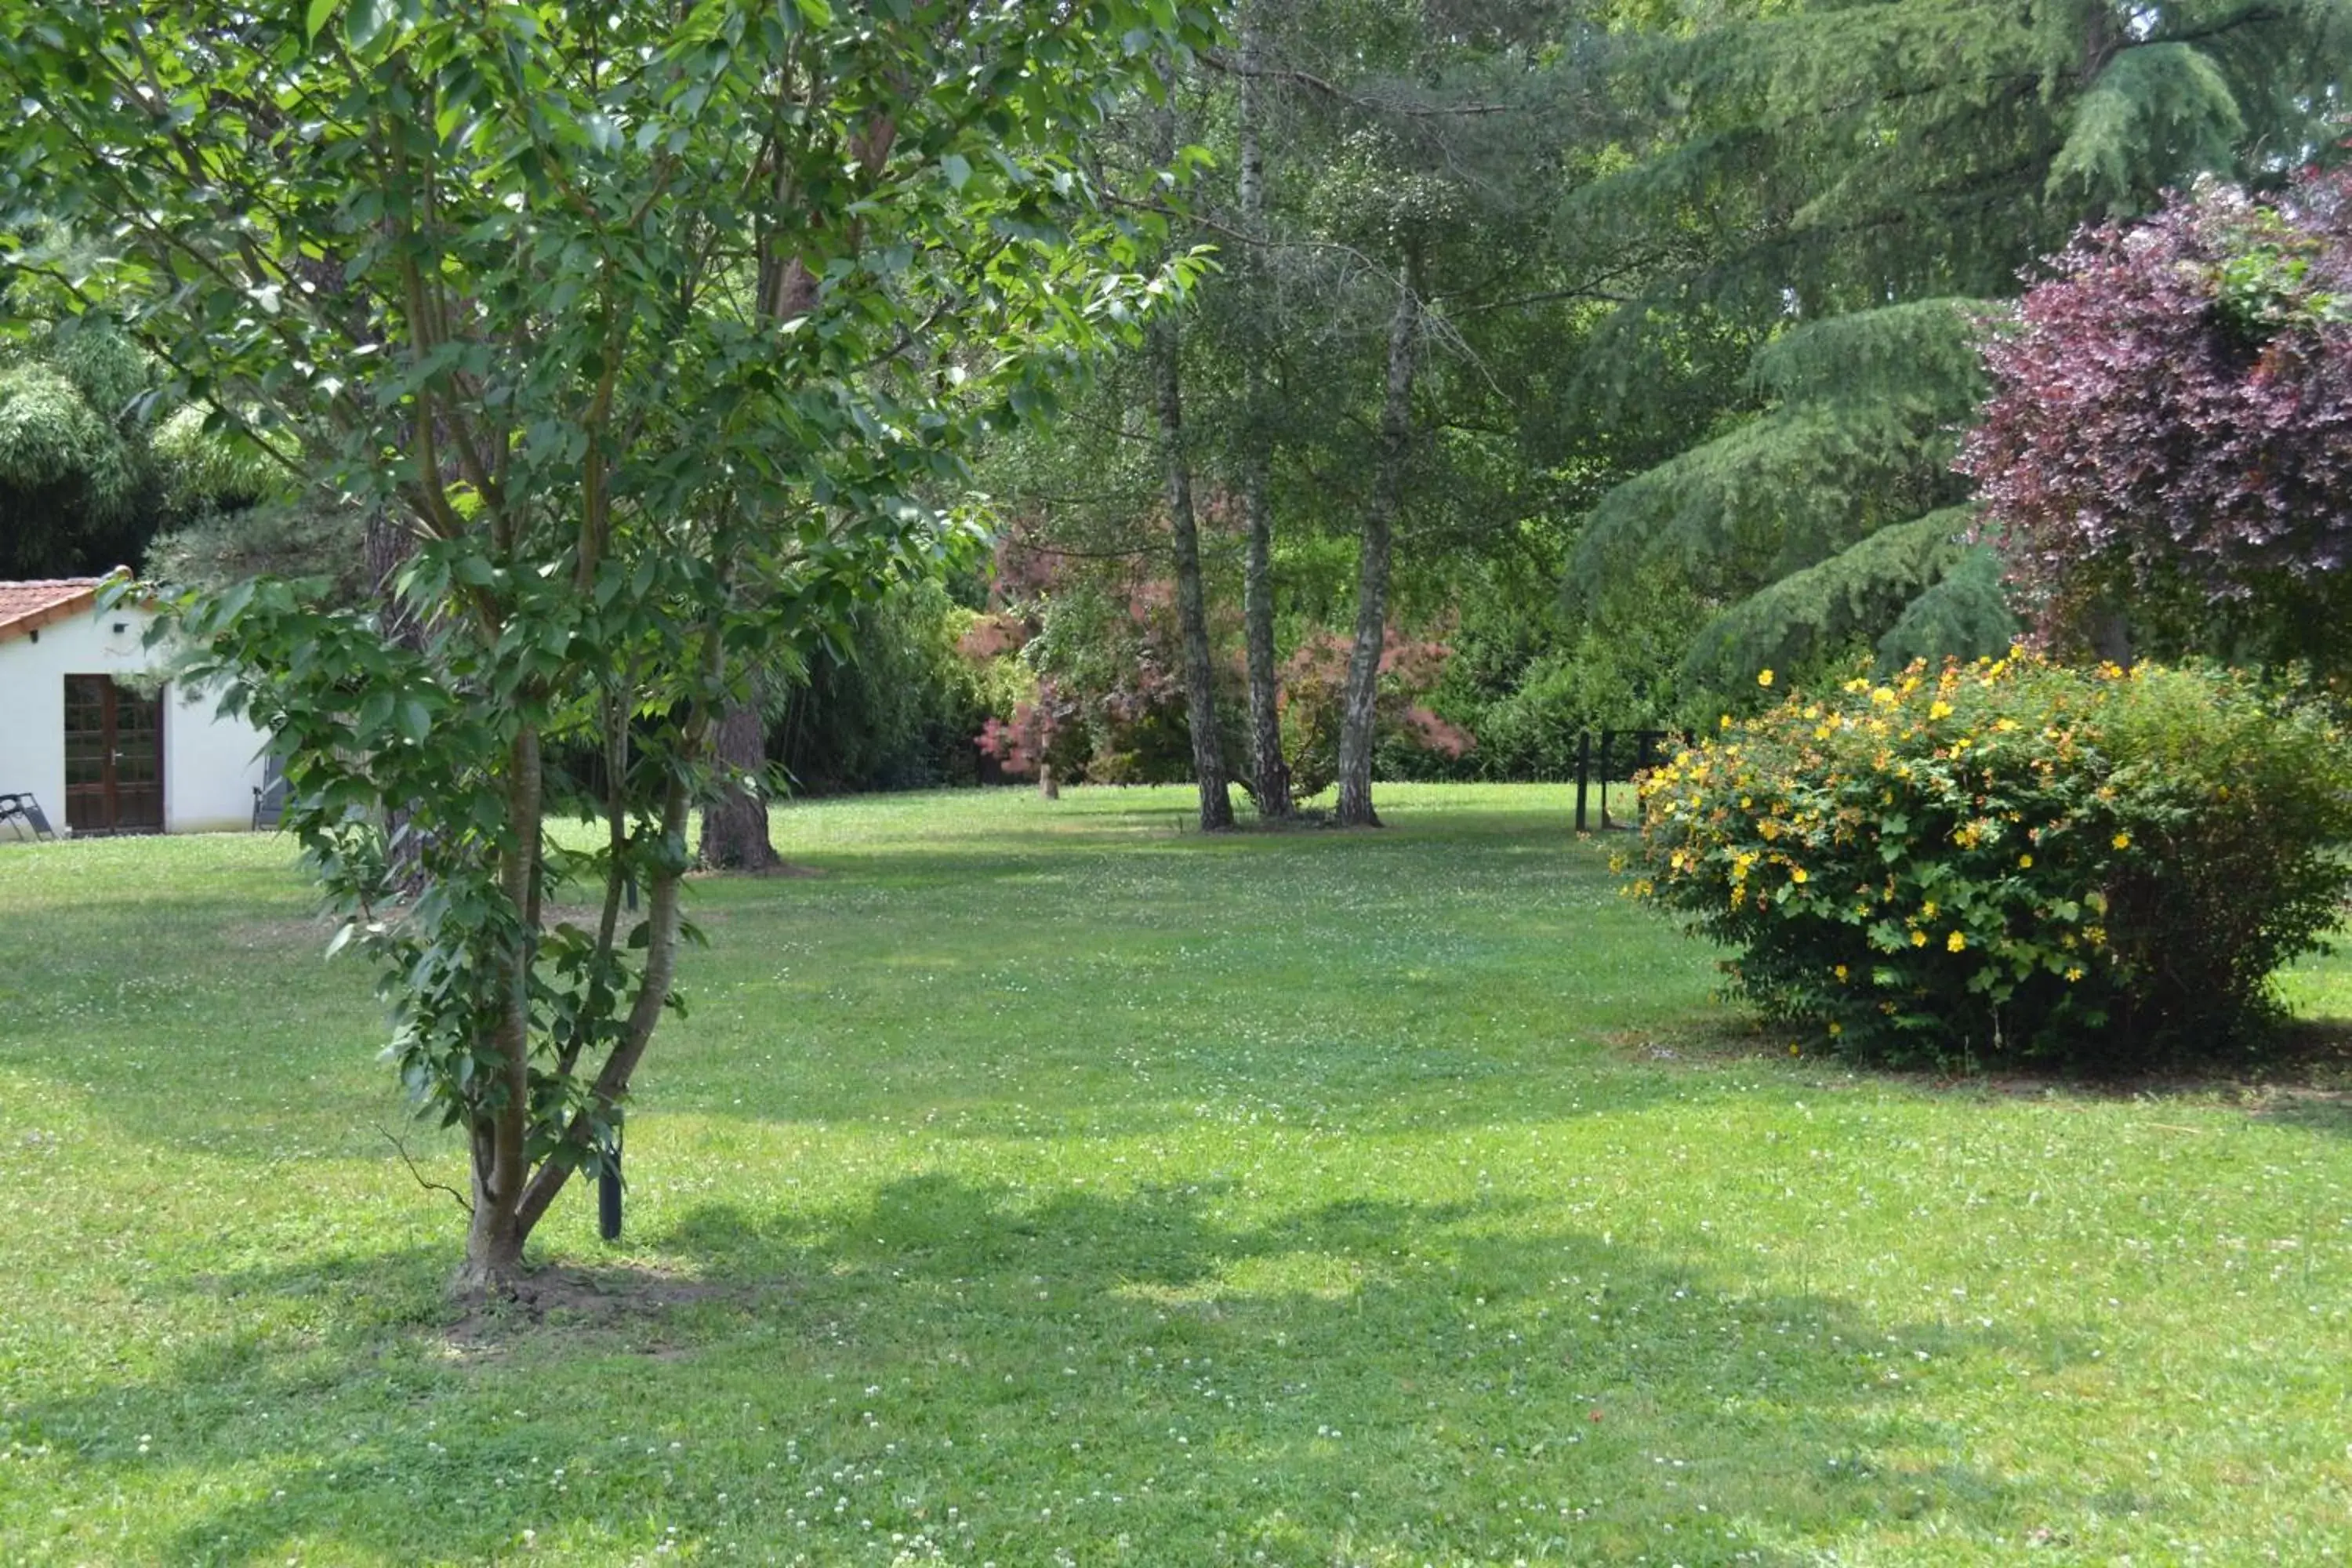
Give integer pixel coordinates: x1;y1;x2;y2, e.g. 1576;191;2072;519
1962;169;2352;666
1;0;1212;1294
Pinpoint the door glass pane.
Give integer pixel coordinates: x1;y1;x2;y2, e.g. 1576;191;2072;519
113;687;162;787
62;676;108;829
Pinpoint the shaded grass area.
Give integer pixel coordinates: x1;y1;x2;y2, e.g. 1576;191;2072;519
2;784;2349;1565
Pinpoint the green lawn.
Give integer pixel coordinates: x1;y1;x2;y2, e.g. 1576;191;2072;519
3;784;2348;1566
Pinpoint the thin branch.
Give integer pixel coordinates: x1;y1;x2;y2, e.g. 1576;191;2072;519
1198;49;1520;118
379;1124;473;1215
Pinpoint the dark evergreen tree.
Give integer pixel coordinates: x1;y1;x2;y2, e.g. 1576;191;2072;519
1563;0;2351;703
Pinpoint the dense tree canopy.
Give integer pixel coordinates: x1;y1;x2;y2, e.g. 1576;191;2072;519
951;1;2352;799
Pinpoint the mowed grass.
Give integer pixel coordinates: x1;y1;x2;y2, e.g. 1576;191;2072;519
3;783;2350;1567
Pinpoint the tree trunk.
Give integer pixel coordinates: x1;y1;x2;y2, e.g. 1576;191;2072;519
698;696;781;870
365;510;433;894
1039;763;1059;800
458;724;545;1296
1153;301;1235;832
507;759;699;1254
1236;1;1291;820
458;1181;528;1295
1335;269;1421;829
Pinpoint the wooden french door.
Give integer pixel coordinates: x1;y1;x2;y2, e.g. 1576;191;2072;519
63;675;165;834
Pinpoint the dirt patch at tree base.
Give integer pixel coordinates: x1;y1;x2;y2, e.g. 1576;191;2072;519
441;1263;751;1353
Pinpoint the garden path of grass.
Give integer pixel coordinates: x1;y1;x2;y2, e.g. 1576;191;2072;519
2;783;2348;1566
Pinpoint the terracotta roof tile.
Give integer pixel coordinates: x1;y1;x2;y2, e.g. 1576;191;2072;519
0;578;107;645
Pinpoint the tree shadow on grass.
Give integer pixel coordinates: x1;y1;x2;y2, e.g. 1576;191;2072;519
640;1176;2059;1563
2249;1086;2352;1137
12;1169;2100;1565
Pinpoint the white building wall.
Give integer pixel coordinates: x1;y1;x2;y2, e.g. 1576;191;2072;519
0;603;270;834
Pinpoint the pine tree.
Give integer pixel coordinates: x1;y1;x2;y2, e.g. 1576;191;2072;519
1563;0;2352;702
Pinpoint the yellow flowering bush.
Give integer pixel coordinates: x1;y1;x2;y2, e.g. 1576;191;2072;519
1629;654;2352;1068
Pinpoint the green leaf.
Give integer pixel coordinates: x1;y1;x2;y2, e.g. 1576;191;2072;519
346;0;390;49
940;152;971;191
305;0;340;43
357;689;394;735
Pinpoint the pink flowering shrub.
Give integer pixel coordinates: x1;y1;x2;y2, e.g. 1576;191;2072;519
967;522;1468;789
1277;627;1470;799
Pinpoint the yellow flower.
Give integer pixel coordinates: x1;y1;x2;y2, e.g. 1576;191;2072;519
1828;1022;1843;1036
2111;833;2131;850
1928;700;1953;720
1910;929;1928;948
1757;669;1774;688
1720;713;1733;729
2064;966;2084;982
1790;867;1809;884
1947;931;1967;953
1833;964;1849;981
1921;900;1938;919
2018;853;2034;869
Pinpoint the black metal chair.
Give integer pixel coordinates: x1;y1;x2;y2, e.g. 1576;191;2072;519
0;791;59;840
251;757;288;831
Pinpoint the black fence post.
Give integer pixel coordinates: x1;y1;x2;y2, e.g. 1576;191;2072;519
1598;730;1616;830
598;1131;624;1243
1575;731;1592;833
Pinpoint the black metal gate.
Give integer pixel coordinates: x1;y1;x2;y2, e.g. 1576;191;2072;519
1573;728;1691;833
